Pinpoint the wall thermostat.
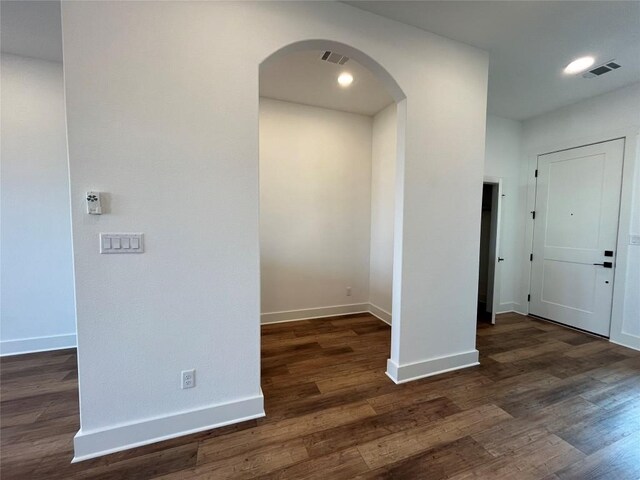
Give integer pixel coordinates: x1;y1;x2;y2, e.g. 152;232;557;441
86;191;102;215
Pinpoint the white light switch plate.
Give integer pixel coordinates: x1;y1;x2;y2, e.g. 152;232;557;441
630;234;640;246
100;233;144;254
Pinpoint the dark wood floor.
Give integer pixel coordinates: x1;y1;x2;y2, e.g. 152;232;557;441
1;313;639;479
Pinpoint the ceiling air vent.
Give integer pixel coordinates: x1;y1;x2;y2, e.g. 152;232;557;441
583;60;621;78
320;51;349;65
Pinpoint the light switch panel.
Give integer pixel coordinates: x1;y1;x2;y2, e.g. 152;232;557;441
100;233;144;254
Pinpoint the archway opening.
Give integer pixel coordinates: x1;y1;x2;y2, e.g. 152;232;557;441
258;40;406;403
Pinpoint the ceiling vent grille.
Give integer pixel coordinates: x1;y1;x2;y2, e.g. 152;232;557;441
320;51;349;65
583;60;621;78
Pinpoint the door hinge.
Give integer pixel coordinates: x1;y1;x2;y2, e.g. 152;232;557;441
531;211;536;220
534;169;538;178
527;294;531;302
530;253;533;261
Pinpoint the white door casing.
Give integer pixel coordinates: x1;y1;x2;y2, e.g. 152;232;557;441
484;177;502;325
530;139;625;336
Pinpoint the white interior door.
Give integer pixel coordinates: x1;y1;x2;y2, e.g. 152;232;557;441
485;179;502;325
530;139;624;336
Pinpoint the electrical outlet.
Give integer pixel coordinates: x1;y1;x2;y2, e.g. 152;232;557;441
346;287;352;297
181;369;196;389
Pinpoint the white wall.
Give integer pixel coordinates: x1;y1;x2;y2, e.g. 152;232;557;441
369;103;396;318
521;82;640;350
624;134;640;339
259;98;373;320
0;53;76;355
61;1;488;459
483;115;525;313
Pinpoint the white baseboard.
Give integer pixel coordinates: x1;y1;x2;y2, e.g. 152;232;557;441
495;302;518;314
0;333;77;357
515;304;529;315
385;350;479;384
73;392;265;462
261;303;369;324
261;303;393;325
609;332;640;351
368;304;392;325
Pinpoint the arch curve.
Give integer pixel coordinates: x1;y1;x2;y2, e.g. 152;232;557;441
260;39;406;103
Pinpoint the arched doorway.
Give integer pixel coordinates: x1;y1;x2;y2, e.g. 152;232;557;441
258;40;407;401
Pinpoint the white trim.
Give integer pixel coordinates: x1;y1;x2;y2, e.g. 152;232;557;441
495;302;519;314
610;133;639;351
368;303;392;325
385;350;479;384
609;335;640;351
521;148;539;313
260;303;370;324
73;393;265;462
0;333;77;356
483;176;503;325
495;306;528;316
261;303;393;326
513;303;529;316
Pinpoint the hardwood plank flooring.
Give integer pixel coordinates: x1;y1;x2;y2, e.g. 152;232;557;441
1;313;639;479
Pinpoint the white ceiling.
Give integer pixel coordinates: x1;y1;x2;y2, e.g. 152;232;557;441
3;1;639;120
1;1;63;62
260;50;394;116
345;1;640;120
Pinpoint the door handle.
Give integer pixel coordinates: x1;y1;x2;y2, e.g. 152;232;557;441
593;262;613;268
497;257;505;262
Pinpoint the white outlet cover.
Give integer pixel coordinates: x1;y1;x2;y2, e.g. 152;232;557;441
630;234;640;246
181;369;196;389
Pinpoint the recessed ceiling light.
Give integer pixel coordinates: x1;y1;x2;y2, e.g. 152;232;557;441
337;72;353;87
564;56;595;75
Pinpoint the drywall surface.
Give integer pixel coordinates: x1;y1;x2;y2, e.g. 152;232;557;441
61;0;488;457
0;53;76;355
483;115;525;313
624;134;640;339
259;98;373;315
522;83;640;349
369;103;397;316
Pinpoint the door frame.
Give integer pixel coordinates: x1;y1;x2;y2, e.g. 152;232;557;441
483;176;503;325
521;128;640;350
